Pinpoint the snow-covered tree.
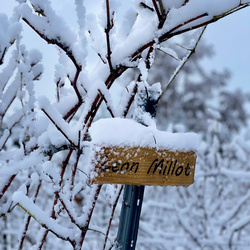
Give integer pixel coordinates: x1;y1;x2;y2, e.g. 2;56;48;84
1;0;250;249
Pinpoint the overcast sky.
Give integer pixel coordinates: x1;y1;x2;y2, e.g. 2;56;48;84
202;6;250;91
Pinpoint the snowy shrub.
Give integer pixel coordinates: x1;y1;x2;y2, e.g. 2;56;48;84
1;1;250;249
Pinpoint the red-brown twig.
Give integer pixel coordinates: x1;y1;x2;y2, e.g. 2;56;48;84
38;150;73;249
22;18;82;71
41;108;78;148
18;180;42;250
98;89;115;118
79;185;102;247
103;185;124;250
151;0;161;21
105;0;113;71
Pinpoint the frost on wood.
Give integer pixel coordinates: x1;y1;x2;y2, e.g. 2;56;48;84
1;0;250;249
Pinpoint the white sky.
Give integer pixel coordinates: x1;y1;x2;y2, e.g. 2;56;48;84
202;7;250;91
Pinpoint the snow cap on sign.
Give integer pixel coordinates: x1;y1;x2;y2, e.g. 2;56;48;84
89;118;199;152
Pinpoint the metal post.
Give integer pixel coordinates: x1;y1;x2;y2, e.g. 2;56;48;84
116;84;160;249
116;185;145;249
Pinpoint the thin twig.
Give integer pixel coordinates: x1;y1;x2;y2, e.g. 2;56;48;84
72;68;82;102
182;0;190;6
105;0;113;71
0;47;7;65
0;174;17;200
98;89;115;118
159;26;207;99
79;185;102;248
122;83;138;118
140;2;154;12
157;0;167;28
63;101;83;121
151;0;161;21
56;191;82;229
38;150;73;249
23;18;81;71
70;152;81;200
0;114;24;151
17;202;77;247
41;108;78;148
103;185;123;250
18;181;42;250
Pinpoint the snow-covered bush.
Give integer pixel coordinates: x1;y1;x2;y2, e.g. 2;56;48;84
1;1;250;249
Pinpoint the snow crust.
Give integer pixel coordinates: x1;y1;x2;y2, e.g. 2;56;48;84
89;118;199;151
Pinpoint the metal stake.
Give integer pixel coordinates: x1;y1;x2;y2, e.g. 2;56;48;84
116;84;160;249
116;185;145;249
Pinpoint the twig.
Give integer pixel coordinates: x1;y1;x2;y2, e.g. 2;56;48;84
56;191;82;229
17;203;77;247
81;65;127;141
63;101;83;121
0;174;17;200
22;18;81;71
38;150;73;249
18;181;42;250
105;0;113;71
175;209;202;248
98;89;115;118
41;108;78;148
157;0;167;28
140;2;154;12
151;0;161;21
79;185;102;248
159;4;250;42
72;68;82;102
159;25;207;99
103;185;123;250
182;0;190;6
70;152;81;200
160;12;209;42
0;47;7;65
0;114;24;151
122;83;138;118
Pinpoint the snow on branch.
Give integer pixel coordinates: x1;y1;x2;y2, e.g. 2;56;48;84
18;3;82;70
39;97;79;147
160;26;207;97
12;191;78;245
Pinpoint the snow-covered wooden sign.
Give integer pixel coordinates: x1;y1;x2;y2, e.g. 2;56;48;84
91;146;196;186
89;118;199;186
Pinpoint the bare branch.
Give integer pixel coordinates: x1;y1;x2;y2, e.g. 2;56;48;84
37;150;73;249
98;89;115;118
105;0;113;71
22;18;82;71
151;0;161;21
0;114;24;151
0;174;17;200
79;185;102;247
71;68;82;102
122;83;138;118
159;26;207;99
17;203;77;247
103;185;123;250
18;181;42;250
140;2;154;12
41;108;78;148
0;47;7;65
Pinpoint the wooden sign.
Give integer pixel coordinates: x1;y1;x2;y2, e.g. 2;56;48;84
91;146;196;186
